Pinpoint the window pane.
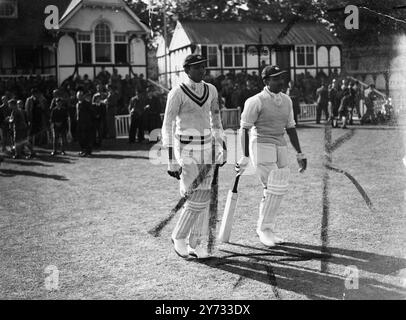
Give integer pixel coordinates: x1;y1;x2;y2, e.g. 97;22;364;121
82;43;92;63
96;44;111;62
0;0;17;18
78;33;91;42
95;23;111;62
297;47;305;66
95;23;111;43
224;47;233;67
114;34;126;43
208;46;217;67
306;46;314;65
115;44;128;64
15;47;39;70
201;46;207;60
234;46;243;67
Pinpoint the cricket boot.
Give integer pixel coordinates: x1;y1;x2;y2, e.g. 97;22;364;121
171;238;189;258
188;243;210;259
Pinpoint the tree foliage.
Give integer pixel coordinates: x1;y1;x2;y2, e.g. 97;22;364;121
125;0;406;46
321;0;406;46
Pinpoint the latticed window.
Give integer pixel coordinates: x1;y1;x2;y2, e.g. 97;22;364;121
223;45;244;68
114;34;128;64
234;46;243;67
208;46;218;67
296;45;315;66
95;23;111;63
0;0;18;18
78;33;92;64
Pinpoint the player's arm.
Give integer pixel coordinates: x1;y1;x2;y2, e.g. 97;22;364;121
161;89;181;179
285;99;307;172
236;97;259;174
209;86;227;166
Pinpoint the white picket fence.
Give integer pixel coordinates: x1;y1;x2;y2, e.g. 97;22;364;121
221;107;241;129
115;115;132;138
298;103;317;122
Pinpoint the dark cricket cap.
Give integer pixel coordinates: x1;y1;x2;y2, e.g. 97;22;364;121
183;54;207;68
261;65;287;80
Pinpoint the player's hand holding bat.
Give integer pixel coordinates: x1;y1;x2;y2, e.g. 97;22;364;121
235;156;250;174
297;153;307;173
215;139;227;167
168;160;182;180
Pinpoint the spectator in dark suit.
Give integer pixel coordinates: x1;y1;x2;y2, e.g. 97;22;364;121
315;82;329;124
286;81;301;125
144;87;162;141
0;95;11;153
92;93;106;148
25;88;44;156
76;89;95;156
50;98;69;156
105;84;119;139
128;90;147;143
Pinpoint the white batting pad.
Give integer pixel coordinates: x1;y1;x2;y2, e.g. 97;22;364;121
257;167;290;232
172;199;208;240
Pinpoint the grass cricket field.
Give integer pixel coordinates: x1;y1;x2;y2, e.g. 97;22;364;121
1;123;406;300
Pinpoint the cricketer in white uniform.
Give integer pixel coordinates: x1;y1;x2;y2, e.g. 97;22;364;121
236;65;307;247
161;54;226;259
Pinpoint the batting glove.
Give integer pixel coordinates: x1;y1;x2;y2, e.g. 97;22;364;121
235;156;250;174
214;142;227;167
297;153;307;173
167;161;182;180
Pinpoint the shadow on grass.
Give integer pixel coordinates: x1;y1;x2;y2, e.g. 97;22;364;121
24;151;78;164
196;242;406;300
31;140;155;159
89;153;150;160
2;159;53;167
297;123;401;131
0;169;69;181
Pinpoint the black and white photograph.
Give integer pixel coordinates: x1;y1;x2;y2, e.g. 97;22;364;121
0;0;405;304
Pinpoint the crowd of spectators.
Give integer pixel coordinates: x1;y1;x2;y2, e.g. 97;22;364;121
202;68;394;127
0;66;395;163
202;68;342;112
0;67;162;160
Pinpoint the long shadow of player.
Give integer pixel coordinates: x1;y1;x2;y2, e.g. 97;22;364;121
4;159;53;167
196;242;406;300
89;154;150;160
0;169;69;181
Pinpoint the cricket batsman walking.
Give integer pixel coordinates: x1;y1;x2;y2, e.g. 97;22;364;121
161;54;226;259
236;65;307;247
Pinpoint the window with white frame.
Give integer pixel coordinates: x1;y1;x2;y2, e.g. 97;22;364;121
0;0;18;18
223;45;244;68
296;45;315;66
114;34;128;64
78;33;92;64
207;45;218;67
95;23;112;63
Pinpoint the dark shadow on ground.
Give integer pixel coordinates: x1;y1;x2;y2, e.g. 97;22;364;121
31;139;156;155
297;123;401;131
1;159;53;167
89;153;150;160
33;154;76;164
195;242;406;300
0;169;69;181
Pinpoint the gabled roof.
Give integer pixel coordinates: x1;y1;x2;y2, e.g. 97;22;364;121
59;0;150;33
0;0;71;45
171;21;342;50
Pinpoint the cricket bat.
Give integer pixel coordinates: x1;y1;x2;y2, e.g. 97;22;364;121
218;174;241;243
